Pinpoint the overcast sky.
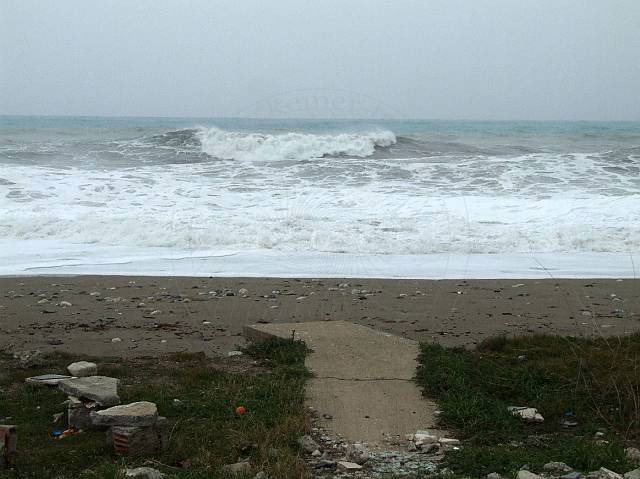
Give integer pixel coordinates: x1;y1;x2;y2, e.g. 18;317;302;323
1;0;639;120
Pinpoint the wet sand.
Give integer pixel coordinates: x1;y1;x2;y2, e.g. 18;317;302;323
1;276;638;358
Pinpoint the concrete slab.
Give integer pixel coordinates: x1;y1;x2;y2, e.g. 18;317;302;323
244;321;443;448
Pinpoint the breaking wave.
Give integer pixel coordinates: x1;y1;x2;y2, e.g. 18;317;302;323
196;127;396;161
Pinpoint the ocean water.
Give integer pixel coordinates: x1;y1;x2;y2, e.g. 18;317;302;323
1;116;639;278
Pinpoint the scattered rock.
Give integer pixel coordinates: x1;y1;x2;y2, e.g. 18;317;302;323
346;443;370;464
59;301;72;307
544;462;573;474
227;351;244;357
562;472;582;479
624;469;640;479
67;361;98;377
91;401;158;427
597;468;624;479
58;376;120;407
627;448;640;464
508;406;544;423
124;467;163;479
517;471;544;479
337;461;363;471
487;474;503;479
25;374;73;387
222;461;251;476
298;435;320;454
239;288;249;296
111;337;122;343
438;437;460;446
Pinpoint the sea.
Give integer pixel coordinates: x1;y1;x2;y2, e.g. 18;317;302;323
1;116;638;278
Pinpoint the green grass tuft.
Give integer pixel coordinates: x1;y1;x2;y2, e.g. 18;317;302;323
416;334;640;477
0;339;310;479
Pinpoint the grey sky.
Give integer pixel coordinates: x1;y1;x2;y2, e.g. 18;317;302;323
1;0;639;120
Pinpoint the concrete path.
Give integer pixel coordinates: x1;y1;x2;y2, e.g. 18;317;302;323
244;320;443;449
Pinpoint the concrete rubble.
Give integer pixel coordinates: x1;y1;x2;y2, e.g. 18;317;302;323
107;415;168;456
90;401;158;427
58;376;121;407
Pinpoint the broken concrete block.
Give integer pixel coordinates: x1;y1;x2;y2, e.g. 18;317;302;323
124;467;163;478
109;417;167;455
222;461;251;476
337;461;363;471
25;374;73;387
91;401;158;427
58;376;120;407
67;361;98;377
0;425;17;469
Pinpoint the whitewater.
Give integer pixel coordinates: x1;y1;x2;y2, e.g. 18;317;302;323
1;117;639;278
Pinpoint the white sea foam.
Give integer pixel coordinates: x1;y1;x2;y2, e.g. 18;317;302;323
1;120;639;278
197;127;396;160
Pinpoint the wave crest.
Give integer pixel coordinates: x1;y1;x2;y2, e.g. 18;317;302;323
196;127;396;161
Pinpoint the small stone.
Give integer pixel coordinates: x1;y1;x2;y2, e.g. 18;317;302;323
222;461;251;476
337;461;363;471
346;443;370;464
407;442;418;452
598;468;623;479
508;406;544;422
624;469;640;479
254;472;267;479
59;301;72;307
111;337;122;343
627;448;640;464
67;361;98;377
487;474;503;479
438;437;460;445
91;401;158;427
544;462;573;474
239;288;249;296
298;435;319;454
311;449;322;457
561;473;581;479
517;471;544;479
124;467;163;479
227;351;244;357
58;376;120;407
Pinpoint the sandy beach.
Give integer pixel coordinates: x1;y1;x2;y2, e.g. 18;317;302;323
1;276;637;358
